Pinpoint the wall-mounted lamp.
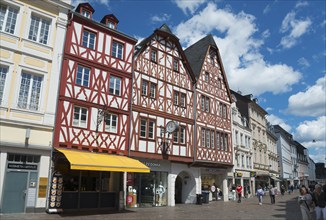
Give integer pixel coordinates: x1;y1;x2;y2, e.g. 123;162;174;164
25;128;31;145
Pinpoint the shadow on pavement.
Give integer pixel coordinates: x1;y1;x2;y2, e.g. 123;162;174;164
57;209;135;217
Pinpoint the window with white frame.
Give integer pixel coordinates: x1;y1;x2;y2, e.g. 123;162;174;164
0;4;18;34
17;72;43;111
0;66;8;105
151;49;157;63
82;30;96;49
112;41;123;59
173;91;179;106
149;83;156;99
76;65;90;87
201;128;206;147
81;9;90;18
104;113;118;133
109;75;121;96
173;126;186;145
28;14;51;45
173;58;179;72
180;93;186;108
141;80;148;96
140;118;155;139
211;130;215;149
216;131;220;150
201;95;210;112
73;106;88;128
204;72;209;82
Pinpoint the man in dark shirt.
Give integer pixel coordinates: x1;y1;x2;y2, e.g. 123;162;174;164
312;184;326;220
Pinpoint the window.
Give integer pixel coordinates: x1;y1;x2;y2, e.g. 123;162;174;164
211;131;215;149
107;21;115;29
201;128;205;147
173;126;186;145
0;4;18;34
73;106;88;128
180;93;186;108
204;72;209;82
0;66;8;105
82;30;96;49
81;9;90;18
201;95;210;112
109;76;121;96
140;118;155;139
222;104;227;118
112;41;123;59
150;83;156;99
76;65;90;87
151;49;157;62
105;113;118;133
28;15;50;44
141;80;156;99
173;58;179;72
224;134;228;151
216;132;220;150
210;54;214;65
206;130;210;148
218;78;222;89
173;91;179;105
242;155;244;167
17;72;43;111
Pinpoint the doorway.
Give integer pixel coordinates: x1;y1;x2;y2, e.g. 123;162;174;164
175;176;182;203
2;171;28;213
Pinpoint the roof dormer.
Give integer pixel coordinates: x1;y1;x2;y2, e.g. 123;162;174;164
76;3;95;19
101;14;119;29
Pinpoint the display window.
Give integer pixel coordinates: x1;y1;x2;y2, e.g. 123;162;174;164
127;171;168;208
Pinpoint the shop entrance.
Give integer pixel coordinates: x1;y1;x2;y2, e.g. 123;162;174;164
2;171;28;213
175;176;182;203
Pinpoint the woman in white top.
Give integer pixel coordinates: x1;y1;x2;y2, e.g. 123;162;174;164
298;186;313;220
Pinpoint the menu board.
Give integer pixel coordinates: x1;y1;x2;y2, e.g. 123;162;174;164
47;172;63;213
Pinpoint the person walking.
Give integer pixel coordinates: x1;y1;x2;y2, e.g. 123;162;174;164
298;186;313;220
269;185;276;204
281;184;285;195
256;185;264;205
312;184;326;220
236;184;243;203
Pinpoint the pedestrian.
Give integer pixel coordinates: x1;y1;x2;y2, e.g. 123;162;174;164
231;184;236;201
281;184;285;195
298;186;313;220
312;184;326;220
236;184;243;203
256;185;264;205
269;185;276;204
291;184;294;193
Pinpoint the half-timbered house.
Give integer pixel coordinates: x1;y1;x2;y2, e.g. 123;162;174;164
185;35;233;202
128;24;198;207
51;3;149;212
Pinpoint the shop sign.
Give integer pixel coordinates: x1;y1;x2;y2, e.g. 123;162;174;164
38;177;48;198
144;162;161;168
8;163;37;170
126;195;133;204
250;172;256;177
235;172;243;177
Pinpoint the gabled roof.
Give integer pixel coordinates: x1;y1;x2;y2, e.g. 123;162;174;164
184;34;232;103
76;3;95;13
184;34;217;79
134;24;196;83
101;14;119;24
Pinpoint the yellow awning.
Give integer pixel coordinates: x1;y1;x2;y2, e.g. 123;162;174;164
57;148;150;173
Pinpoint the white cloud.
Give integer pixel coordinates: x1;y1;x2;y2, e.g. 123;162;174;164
294;116;326;146
71;0;109;8
263;4;271;14
279;11;311;49
261;29;270;38
172;0;207;15
174;3;302;96
266;114;292;132
287;75;326;116
151;13;171;23
297;57;310;68
295;1;309;8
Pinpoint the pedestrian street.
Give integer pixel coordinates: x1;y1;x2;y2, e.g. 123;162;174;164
0;192;304;220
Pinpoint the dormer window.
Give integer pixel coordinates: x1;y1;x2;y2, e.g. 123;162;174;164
107;21;115;29
81;9;90;18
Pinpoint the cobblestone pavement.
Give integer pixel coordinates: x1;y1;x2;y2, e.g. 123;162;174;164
1;191;304;220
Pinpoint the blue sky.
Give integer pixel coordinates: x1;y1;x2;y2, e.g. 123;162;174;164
71;0;325;164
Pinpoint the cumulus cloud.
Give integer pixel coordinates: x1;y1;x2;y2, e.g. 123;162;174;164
71;0;109;8
174;3;302;96
294;116;326;148
297;57;310;68
172;0;206;15
266;114;292;132
151;13;171;23
279;11;311;49
287;75;326;116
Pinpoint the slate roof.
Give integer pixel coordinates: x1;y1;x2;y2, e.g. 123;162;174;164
184;34;217;79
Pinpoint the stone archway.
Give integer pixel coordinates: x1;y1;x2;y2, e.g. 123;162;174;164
174;171;196;204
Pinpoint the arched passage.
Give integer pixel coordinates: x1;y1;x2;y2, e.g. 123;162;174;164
174;171;196;204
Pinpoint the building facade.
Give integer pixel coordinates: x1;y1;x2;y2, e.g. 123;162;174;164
129;24;197;207
307;157;316;186
51;3;148;212
230;96;254;197
185;35;233;202
294;141;309;187
266;123;280;190
0;0;72;213
274;125;293;190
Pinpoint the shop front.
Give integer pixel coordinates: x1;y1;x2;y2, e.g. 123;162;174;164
48;149;149;213
126;159;170;208
231;171;254;198
201;168;226;202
